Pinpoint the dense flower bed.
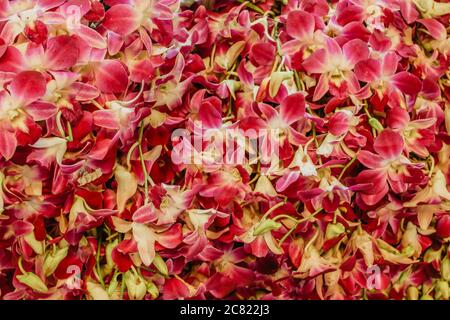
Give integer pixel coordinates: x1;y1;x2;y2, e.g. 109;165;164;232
0;0;449;300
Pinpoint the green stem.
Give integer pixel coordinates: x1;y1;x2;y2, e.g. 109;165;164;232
338;151;358;180
56;111;66;139
96;235;105;288
260;201;285;221
236;0;265;15
120;273;126;300
278;208;323;246
66;120;73;142
312;124;322;165
138;121;152;204
18;257;27;275
273;214;299;223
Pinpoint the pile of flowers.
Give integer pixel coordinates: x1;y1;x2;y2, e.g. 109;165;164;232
0;0;449;300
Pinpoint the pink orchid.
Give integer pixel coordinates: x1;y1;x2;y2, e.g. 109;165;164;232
303;37;369;101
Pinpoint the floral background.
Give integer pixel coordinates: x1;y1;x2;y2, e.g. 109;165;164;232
0;0;449;300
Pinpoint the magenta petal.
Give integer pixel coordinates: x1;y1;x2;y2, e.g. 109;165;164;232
70;82;100;101
357;150;385;169
12;220;34;236
391;72;422;96
280;92;305;125
198;100;222;129
357;169;388;195
10;71;46;106
328;112;350;136
354;59;381;83
102;4;141;36
324;37;342;58
303;48;328;74
382;52;399;76
0;129;17;160
399;0;419;24
37;0;66;10
157;224;182;249
286;10;314;40
75;25;107;49
95;60;129;93
88;138;114;160
313;73;329;101
418;19;446;41
162;278;190;300
45;35;79;70
26;101;57;121
93;110;120;129
373;129;404;159
343;39;369;66
132;204;158;224
276;171;301;192
386;107;410;129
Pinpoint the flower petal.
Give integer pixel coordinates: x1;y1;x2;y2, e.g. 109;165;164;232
373;129;404;159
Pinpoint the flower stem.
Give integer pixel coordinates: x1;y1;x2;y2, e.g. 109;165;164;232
120;274;126;300
278;208;323;246
96;235;105;288
338;151;358;180
138;121;152;204
66;120;73;142
260;201;285;221
236;0;265;15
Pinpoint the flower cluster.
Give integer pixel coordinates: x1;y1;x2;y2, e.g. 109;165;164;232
0;0;449;300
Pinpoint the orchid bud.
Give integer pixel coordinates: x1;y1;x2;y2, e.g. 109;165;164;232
105;240;118;274
434;280;449;300
147;281;159;299
107;273;120;296
441;257;450;281
43;246;69;277
124;270;147;300
253;220;282;236
402;245;415;258
87;281;110;300
368;118;384;133
153;254;168;277
24;232;44;255
406;286;419;300
325;223;345;240
424;247;442;264
17;272;48;293
401;222;421;258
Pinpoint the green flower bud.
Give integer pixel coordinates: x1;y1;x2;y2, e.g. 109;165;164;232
17;272;48;293
368;117;384;132
441;256;450;281
424;247;442;263
406;286;419;300
153;254;168;277
325;223;345;240
420;294;434;300
24;232;44;255
43;246;69;277
253;219;282;236
104;240;118;275
107;272;120;296
402;245;415;257
147;281;159;299
124;270;147;300
434;280;449;300
87;281;110;300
